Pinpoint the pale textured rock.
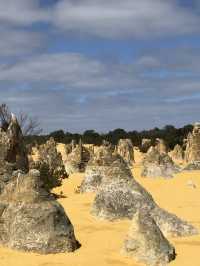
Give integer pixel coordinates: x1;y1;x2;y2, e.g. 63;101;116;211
151;207;198;237
79;145;126;193
170;144;184;162
65;140;90;174
141;147;180;178
184;123;200;169
141;138;152;152
155;138;167;154
0;170;80;254
91;179;154;220
117;139;134;165
29;138;68;190
123;210;176;266
0;115;28;192
91;157;197;237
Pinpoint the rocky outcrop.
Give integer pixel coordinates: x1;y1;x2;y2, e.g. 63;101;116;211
29;137;68;191
141;147;180;178
184;123;200;169
91;179;154;220
169;144;184;162
0;169;80;254
92;178;197;237
141;138;152;153
79;145;126;193
151;207;198;237
155;138;167;154
123;210;176;266
79;146;112;193
0;114;28;191
91;155;197;237
117;139;134;165
65;140;90;174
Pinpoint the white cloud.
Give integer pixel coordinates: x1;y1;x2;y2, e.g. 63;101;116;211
0;53;136;89
0;0;50;58
0;0;50;25
0;0;199;60
0;25;46;57
0;0;199;131
53;0;200;39
0;48;199;98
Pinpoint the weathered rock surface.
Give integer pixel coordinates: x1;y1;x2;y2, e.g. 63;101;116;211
91;179;154;220
117;139;134;165
65;140;90;174
184;162;200;170
155;138;167;154
151;207;198;237
123;210;176;266
141;147;180;178
0;114;28;191
141;138;152;152
0;169;80;254
184;123;200;169
29;137;68;190
79;146;125;193
91;154;197;237
169;144;184;162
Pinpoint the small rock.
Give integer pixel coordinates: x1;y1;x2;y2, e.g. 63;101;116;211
123;210;176;266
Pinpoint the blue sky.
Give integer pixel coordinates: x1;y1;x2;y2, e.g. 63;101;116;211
0;0;200;133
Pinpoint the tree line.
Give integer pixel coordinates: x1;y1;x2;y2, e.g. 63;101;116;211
24;125;193;151
0;103;193;151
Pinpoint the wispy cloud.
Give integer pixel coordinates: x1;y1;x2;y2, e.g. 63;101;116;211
53;0;200;39
0;0;50;26
0;0;199;132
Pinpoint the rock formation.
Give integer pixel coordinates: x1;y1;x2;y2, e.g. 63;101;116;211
79;145;123;193
92;178;154;221
123;210;176;266
65;139;90;174
141;138;152;152
102;139;112;147
169;144;184;162
0;169;80;254
155;138;167;154
141;146;179;178
0;118;80;254
29;137;68;191
184;123;200;169
91;153;197;238
0;114;28;191
117;139;134;165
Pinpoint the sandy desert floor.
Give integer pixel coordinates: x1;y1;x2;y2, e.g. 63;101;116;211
0;164;200;266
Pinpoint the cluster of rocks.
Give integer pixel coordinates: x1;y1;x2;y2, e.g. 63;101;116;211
29;137;68;191
0;116;80;254
65;140;91;174
184;123;200;170
117;139;134;166
141;146;180;178
78;145;197;265
91;156;196;237
0;115;199;263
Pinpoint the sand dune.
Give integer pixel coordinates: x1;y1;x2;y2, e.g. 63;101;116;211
0;165;200;266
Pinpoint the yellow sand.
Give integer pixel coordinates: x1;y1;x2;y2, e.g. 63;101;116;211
1;165;200;266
